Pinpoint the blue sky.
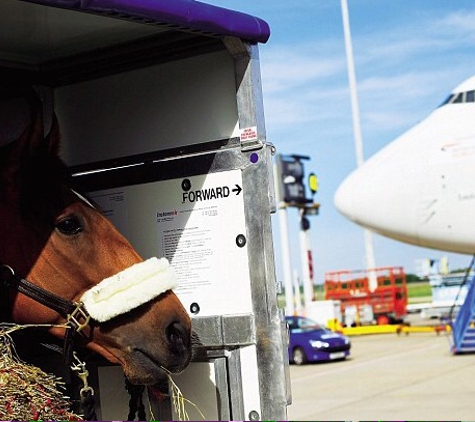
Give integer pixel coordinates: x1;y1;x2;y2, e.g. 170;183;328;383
206;0;475;283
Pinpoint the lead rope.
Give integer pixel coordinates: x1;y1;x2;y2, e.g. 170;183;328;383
125;378;146;420
70;352;97;421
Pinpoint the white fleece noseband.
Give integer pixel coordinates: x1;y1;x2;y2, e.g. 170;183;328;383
80;257;177;322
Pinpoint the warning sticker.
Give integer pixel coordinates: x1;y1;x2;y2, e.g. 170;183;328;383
240;126;258;142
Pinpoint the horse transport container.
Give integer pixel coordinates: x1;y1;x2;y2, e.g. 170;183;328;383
0;0;290;419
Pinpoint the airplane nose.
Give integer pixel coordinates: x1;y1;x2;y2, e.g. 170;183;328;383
334;170;358;222
334;165;379;226
334;155;419;246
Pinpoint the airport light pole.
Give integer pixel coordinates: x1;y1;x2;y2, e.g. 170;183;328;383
277;203;295;316
276;154;320;314
340;0;377;291
299;204;319;308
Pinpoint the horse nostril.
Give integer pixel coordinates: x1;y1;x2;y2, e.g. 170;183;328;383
166;321;189;352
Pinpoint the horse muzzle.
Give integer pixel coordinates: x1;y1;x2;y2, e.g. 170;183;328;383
123;320;192;385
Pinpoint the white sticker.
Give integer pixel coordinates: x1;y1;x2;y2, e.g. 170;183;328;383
240;126;258;142
90;170;252;317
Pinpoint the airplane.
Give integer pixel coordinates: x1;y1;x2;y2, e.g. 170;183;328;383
334;74;475;255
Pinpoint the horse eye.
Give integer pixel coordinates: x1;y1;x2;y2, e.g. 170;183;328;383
55;216;83;236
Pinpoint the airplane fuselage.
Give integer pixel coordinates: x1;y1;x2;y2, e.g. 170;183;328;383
335;76;475;255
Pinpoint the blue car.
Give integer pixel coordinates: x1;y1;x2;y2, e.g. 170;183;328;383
286;316;351;365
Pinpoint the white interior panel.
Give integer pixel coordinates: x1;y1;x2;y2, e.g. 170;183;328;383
55;50;239;165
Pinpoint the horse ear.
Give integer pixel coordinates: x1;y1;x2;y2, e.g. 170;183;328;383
20;93;60;158
0;94;56;184
45;113;61;158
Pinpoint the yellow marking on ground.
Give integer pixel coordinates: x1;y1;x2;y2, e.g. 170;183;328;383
327;319;451;336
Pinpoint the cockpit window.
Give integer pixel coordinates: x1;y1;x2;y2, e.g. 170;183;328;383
440;90;475;107
440;94;455;106
452;93;463;103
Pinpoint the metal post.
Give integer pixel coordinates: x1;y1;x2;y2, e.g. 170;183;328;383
299;209;315;310
228;40;289;420
293;269;302;314
278;205;295;316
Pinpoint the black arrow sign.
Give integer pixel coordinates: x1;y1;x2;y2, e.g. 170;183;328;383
232;184;242;195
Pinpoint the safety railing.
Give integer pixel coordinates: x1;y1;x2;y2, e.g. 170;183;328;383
451;258;475;350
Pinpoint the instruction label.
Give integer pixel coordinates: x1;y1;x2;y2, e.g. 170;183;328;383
90;170;252;317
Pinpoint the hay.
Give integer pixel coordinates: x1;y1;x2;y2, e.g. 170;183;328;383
148;370;206;421
0;324;81;421
168;374;205;421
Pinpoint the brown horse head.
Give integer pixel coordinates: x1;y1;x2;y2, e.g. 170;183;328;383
0;86;192;385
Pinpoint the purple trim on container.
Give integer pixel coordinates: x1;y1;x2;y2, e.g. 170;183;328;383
22;0;270;43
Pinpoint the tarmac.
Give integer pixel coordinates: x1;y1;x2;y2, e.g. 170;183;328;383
286;316;475;421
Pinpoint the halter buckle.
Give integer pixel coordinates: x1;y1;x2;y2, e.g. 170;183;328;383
67;302;90;333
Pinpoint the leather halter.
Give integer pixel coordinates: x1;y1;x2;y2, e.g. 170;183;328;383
0;264;90;363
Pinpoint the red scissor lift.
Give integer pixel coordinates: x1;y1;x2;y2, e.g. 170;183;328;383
324;266;408;325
